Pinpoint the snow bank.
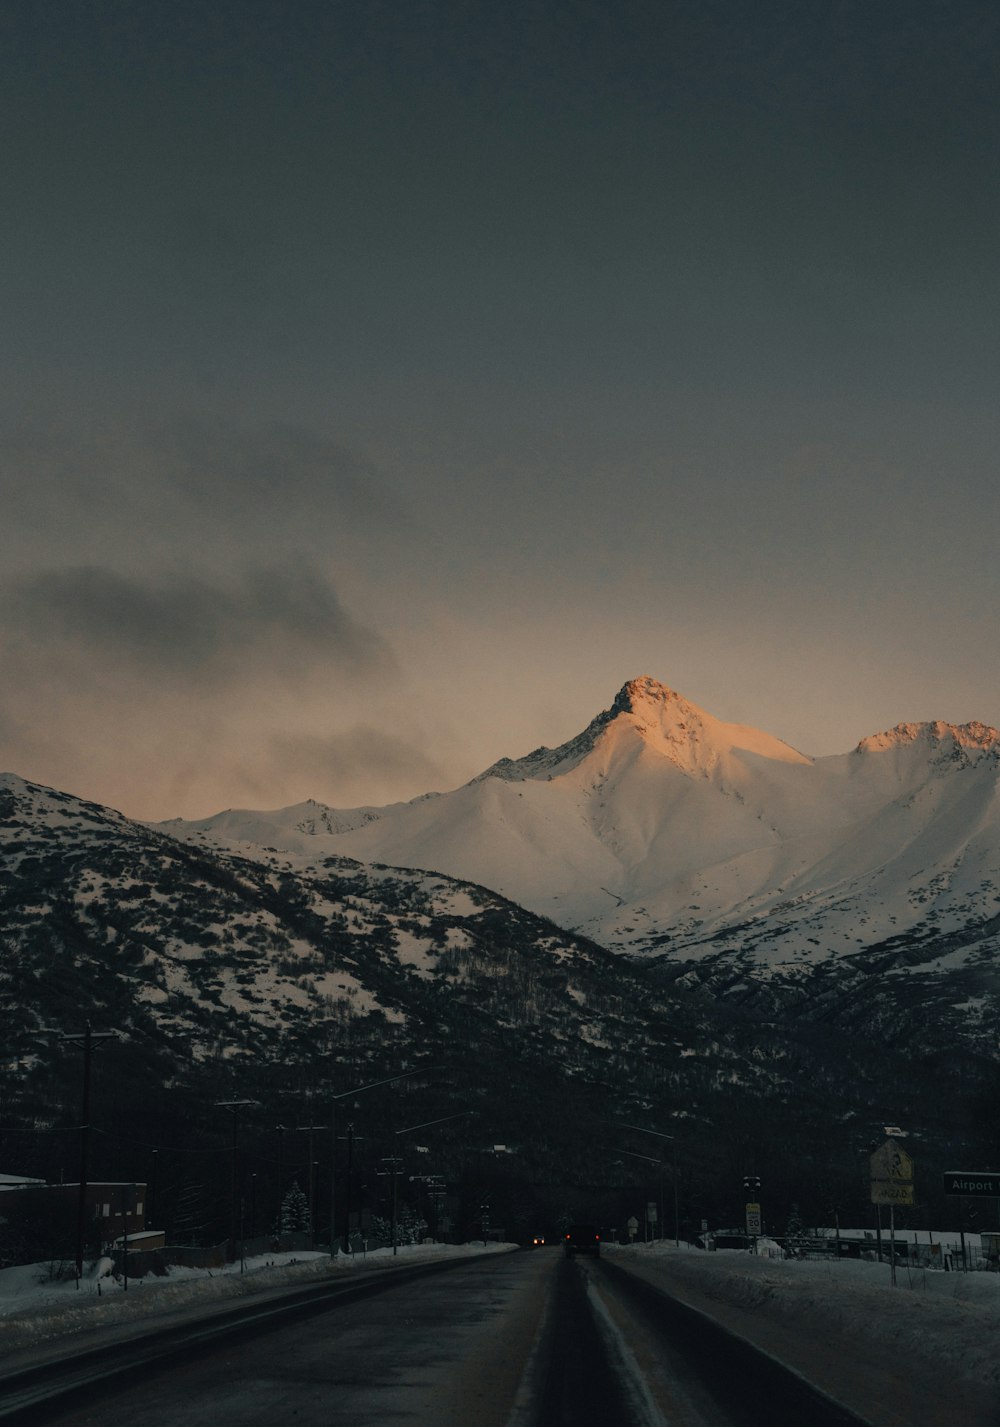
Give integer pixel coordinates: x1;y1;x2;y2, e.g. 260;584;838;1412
607;1242;1000;1391
0;1242;517;1358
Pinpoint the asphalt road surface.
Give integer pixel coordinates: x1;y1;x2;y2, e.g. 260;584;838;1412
16;1250;873;1427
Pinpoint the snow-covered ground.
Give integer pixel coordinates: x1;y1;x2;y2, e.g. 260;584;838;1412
607;1240;1000;1420
7;1238;996;1377
4;1240;999;1422
0;1242;516;1360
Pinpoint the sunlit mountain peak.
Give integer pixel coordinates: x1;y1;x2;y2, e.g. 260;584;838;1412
857;720;1000;757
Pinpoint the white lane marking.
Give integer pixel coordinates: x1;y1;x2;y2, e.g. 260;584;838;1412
585;1276;670;1427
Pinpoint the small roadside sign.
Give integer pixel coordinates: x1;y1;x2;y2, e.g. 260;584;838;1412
646;1201;657;1223
745;1203;762;1235
944;1171;1000;1197
870;1138;914;1289
870;1137;914;1206
627;1216;639;1240
871;1180;914;1206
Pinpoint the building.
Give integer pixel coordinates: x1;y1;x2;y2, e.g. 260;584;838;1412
47;1182;149;1246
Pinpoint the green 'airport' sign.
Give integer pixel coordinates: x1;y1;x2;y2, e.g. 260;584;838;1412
943;1171;1000;1197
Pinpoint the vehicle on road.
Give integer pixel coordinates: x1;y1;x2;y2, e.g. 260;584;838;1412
563;1224;600;1256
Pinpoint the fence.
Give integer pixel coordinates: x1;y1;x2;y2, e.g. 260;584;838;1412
111;1230;326;1278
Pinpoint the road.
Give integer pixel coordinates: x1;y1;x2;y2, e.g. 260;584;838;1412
6;1250;875;1427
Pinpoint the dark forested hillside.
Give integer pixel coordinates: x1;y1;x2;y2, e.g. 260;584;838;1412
0;774;990;1256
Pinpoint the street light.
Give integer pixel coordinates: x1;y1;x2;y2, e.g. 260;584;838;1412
392;1111;473;1256
615;1147;665;1241
327;1065;446;1257
615;1122;680;1247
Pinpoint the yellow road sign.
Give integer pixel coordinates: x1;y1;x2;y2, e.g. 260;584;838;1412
870;1139;913;1182
871;1180;914;1206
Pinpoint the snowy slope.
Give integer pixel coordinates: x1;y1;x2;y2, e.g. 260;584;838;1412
164;678;1000;980
1;768;748;1101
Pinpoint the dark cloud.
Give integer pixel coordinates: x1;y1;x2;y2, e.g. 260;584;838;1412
0;414;395;569
140;415;388;526
268;727;449;805
5;563;393;687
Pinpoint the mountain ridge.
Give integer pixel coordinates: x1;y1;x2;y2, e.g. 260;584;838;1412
159;679;1000;984
7;764;992;1242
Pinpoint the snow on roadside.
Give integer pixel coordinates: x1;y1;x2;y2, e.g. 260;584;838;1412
606;1242;1000;1390
0;1243;517;1358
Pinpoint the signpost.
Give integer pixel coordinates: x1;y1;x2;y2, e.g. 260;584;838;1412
943;1171;1000;1197
870;1137;914;1286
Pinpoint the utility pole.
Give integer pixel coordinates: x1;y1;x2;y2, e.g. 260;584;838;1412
275;1124;286;1237
743;1174;762;1251
148;1148;159;1232
216;1100;257;1255
294;1119;326;1249
391;1154;400;1255
342;1122;355;1254
45;1024;117;1283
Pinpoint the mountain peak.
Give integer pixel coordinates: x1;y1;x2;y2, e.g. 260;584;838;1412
611;676;685;716
857;721;1000;758
472;676;809;786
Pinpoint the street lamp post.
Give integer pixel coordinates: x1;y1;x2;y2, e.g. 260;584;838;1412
616;1122;680;1247
392;1111;473;1256
616;1148;663;1242
327;1065;446;1257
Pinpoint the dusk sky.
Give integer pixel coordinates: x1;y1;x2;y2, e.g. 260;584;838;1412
2;1;998;820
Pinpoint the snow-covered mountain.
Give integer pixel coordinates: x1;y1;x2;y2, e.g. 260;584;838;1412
168;678;1000;997
10;769;887;1212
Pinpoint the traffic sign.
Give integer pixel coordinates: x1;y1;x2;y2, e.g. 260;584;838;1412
871;1180;914;1206
870;1137;914;1206
943;1171;1000;1197
870;1139;913;1183
745;1203;762;1235
646;1201;657;1223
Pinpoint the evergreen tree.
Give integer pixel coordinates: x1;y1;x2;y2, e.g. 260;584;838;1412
370;1210;427;1245
279;1181;312;1236
785;1202;806;1256
398;1206;428;1245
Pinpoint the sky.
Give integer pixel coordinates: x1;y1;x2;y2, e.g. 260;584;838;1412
2;0;998;820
